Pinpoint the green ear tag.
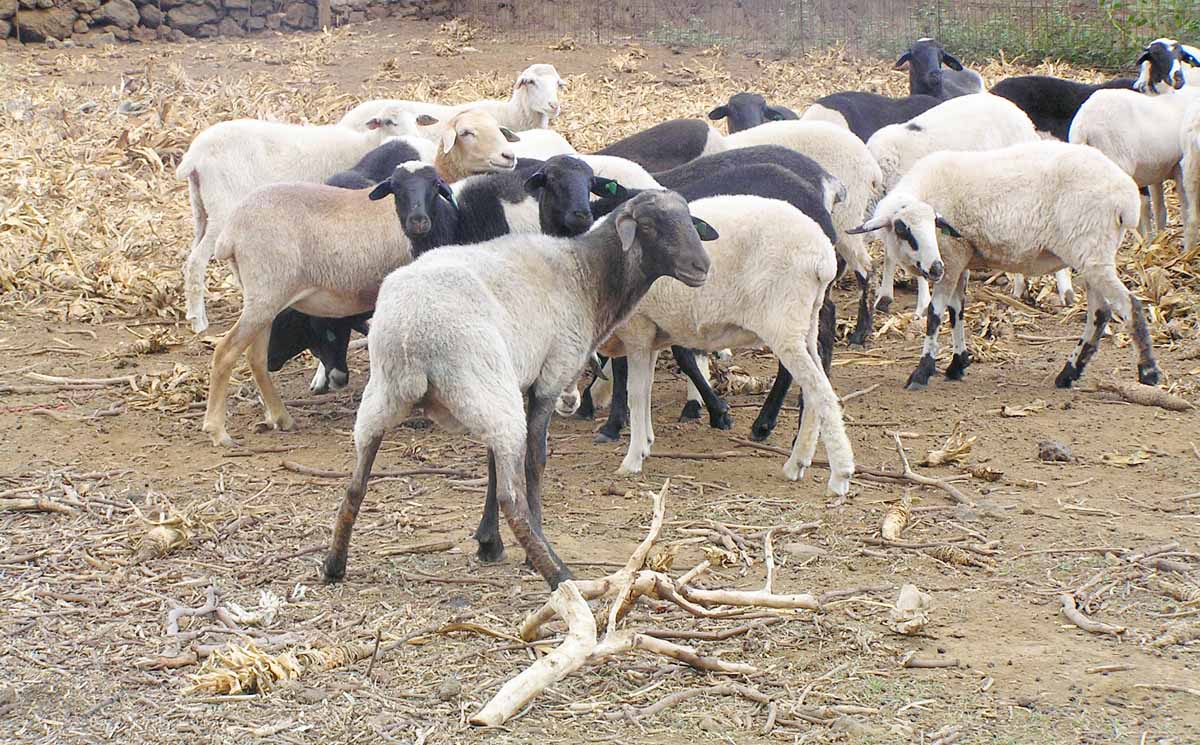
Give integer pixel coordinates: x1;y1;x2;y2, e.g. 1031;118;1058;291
605;181;618;196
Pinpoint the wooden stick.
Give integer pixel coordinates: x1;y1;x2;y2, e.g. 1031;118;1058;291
0;497;76;514
1133;683;1200;697
280;461;474;480
1094;380;1194;412
25;372;138;386
604;684;769;721
471;582;597;727
377;540;454;557
1059;594;1125;637
892;433;971;505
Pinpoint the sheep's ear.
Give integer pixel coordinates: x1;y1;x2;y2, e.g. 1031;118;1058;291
590;177;626;199
764;105;792;121
440;127;457;153
415;114;439;126
1136;49;1152;65
524;171;548;194
692;216;719;241
708;105;729;121
934;215;962;238
893;51;912;69
556;78;567;89
368;181;392;201
616;213;638;252
516;76;533;88
500;127;521;143
846;216;888;234
437;181;456;206
1181;45;1200;67
941;52;964;71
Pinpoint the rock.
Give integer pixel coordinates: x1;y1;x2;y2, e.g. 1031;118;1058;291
95;0;138;28
249;0;269;13
265;10;283;28
165;1;216;32
168;27;187;41
298;687;328;704
82;30;117;45
784;542;827;559
46;36;60;46
109;24;128;39
18;0;34;9
1037;440;1073;463
698;716;722;733
365;4;385;19
436;676;461;701
1;0;17;16
347;9;363;21
223;0;248;8
137;2;160;26
73;17;88;32
191;21;216;36
71;0;100;12
130;23;156;40
216;16;241;35
36;0;53;8
0;19;10;36
228;8;247;21
244;14;263;29
282;1;313;28
17;6;78;40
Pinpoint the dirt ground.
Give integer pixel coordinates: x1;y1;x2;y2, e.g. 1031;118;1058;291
2;16;1199;745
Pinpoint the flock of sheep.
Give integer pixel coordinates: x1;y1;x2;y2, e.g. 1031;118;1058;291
176;37;1200;588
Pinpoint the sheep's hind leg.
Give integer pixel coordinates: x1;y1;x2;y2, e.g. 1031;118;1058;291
474;452;504;563
847;270;873;346
202;316;260;448
248;328;295;433
495;437;571;588
1055;285;1110;389
750;361;791;442
1150;181;1168;234
617;348;658;475
672;347;731;429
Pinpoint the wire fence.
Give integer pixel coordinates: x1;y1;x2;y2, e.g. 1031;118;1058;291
452;0;1200;67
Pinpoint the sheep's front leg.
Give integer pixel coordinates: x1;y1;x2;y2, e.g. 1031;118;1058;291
672;347;731;429
874;250;897;314
594;356;628;443
1137;187;1153;240
249;328;295;433
1055;284;1111;389
914;277;931;320
474;452;504;563
618;348;658;475
751;360;791;442
944;270;971;381
1150;181;1168;234
904;279;953;390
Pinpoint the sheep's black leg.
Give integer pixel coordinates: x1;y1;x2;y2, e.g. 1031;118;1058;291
817;294;836;373
575;354;605;420
322;430;384;583
846;271;873;346
524;393;555;539
1129;295;1160;385
751;361;791;441
945;274;972;381
494;443;571;589
905;300;943;390
594;356;629;443
473;451;504;563
672;346;731;429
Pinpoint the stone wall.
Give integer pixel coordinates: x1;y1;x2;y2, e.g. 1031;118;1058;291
1;0;451;44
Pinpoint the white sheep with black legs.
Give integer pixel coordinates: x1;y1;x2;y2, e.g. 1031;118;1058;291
602;194;855;494
319;190;719;589
720;121;882;344
339;64;565;137
178;112;417;334
849;141;1159;392
866;92;1075;313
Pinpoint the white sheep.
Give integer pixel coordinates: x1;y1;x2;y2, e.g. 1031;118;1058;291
575;154;663;190
339;64;565;138
849;141;1160;391
866;92;1075;312
178;112;414;334
1070;74;1199;241
508;128;576;160
1182;97;1200;251
720;120;882;343
319;190;719;588
602;194;855;495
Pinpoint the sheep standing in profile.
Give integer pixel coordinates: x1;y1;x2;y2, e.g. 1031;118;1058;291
321;191;718;588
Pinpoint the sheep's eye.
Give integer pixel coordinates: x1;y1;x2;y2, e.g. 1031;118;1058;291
461;130;474;139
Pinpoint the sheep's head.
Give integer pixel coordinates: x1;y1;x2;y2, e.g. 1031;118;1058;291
708;92;796;134
894;37;964;97
848;196;956;283
436;109;518;181
1135;38;1200;94
614;190;716;288
524;155;627;237
369;161;455;244
514;63;566;124
364;109;439;138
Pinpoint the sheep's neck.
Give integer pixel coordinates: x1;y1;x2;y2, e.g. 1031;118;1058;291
576;230;653;345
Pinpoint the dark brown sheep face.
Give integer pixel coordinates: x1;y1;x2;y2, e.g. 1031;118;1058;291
615;190;716;288
895;37;964;97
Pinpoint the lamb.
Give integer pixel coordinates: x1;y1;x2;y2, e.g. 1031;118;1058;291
1069;77;1199;241
865;92;1075;312
894;38;984;99
1182;98;1200;252
178;111;416;334
508;128;576;160
799;91;942;142
586;162;841;441
848;141;1159;392
320;190;719;589
266;156;620;394
593;119;726;172
721;122;883;344
707;92;798;133
339;64;565;137
601;194;855;495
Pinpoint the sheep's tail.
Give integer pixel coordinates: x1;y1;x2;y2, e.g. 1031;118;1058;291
181;168;214;334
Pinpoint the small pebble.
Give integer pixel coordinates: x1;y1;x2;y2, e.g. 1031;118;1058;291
437;676;461;702
1037;440;1073;462
698;715;721;732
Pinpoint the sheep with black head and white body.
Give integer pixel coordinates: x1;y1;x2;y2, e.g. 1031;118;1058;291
708;92;799;133
851;141;1159;392
319;190;719;589
894;38;984;99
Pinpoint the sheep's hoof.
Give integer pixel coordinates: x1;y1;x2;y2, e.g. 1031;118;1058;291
873;296;892;314
617;461;644;476
708;403;732;430
574;395;596;420
204;425;239;448
545;566;576;590
1061;290;1076;307
321;555;346;584
750;416;777;442
476;539;505;564
782;459;806;482
944;352;972;381
255;414;295;433
593;428;622;444
905;355;936;390
847;327;870;347
1054;363;1079;389
1137;364;1160;386
678;400;703;422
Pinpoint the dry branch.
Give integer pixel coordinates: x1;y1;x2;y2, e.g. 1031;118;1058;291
1093;381;1194;412
1059;594;1125;637
280;461;474;480
0;497;76;514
